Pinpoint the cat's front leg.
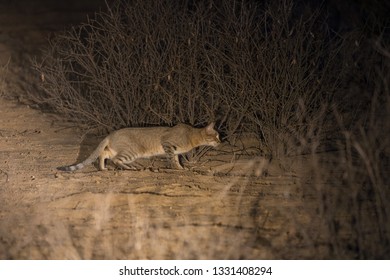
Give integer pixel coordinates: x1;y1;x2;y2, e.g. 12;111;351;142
162;143;183;169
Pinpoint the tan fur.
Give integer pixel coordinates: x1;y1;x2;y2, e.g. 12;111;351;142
57;123;220;172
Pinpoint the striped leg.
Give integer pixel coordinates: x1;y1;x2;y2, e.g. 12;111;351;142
112;152;137;170
162;143;183;169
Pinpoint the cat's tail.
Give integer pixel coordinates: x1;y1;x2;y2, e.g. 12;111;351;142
57;138;109;172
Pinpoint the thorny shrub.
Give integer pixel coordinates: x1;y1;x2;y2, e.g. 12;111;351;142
31;0;362;157
29;0;390;258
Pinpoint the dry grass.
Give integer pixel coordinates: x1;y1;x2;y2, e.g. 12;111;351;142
0;60;9;97
12;0;389;259
30;0;363;157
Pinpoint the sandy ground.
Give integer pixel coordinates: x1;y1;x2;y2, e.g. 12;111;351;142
0;96;319;259
0;1;324;259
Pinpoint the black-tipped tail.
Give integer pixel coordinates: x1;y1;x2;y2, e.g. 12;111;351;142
57;163;84;172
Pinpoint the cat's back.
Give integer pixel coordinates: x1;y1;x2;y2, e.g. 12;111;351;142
109;126;169;142
105;126;169;156
162;123;193;140
109;124;192;139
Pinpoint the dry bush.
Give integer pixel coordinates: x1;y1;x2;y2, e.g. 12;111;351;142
245;37;389;259
326;55;390;258
286;46;390;258
26;0;390;259
31;0;357;158
0;61;9;97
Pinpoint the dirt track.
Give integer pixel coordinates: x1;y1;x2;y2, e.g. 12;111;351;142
0;1;323;259
0;97;318;259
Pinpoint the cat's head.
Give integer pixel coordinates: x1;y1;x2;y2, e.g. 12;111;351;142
203;122;221;147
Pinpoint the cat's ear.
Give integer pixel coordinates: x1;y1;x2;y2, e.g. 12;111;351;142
206;122;215;132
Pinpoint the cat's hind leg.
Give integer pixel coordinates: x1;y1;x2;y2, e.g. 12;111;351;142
112;153;138;170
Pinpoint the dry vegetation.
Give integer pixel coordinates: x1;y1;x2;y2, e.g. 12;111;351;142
1;0;388;259
31;0;364;155
0;61;9;97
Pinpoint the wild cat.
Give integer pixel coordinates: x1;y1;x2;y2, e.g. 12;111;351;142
57;122;220;172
